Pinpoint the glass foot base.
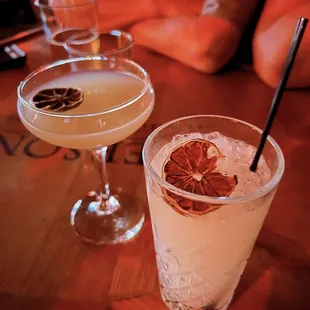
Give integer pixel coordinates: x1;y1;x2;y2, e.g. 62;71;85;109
70;189;145;245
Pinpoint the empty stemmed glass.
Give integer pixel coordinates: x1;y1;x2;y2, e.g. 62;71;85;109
64;29;134;59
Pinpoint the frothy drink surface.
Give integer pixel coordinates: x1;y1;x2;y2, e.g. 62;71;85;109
21;70;153;149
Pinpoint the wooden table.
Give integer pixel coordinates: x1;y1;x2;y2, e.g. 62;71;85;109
1;35;310;310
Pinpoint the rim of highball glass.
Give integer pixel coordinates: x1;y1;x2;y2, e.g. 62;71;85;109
17;56;150;119
34;0;97;9
142;115;285;205
64;30;134;58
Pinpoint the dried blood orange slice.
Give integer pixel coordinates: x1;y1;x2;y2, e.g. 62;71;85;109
33;88;83;112
162;139;238;216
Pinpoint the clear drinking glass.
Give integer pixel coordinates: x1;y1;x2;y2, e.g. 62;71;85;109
34;0;99;46
64;30;134;59
142;115;284;310
17;56;155;245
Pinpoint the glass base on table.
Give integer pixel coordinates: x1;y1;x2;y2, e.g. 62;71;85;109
163;298;232;310
70;188;145;245
161;286;234;310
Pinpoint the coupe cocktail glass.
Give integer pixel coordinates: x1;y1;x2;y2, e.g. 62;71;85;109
18;56;155;245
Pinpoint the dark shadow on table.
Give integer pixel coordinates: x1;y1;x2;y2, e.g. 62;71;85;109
0;293;112;310
263;233;310;310
263;143;310;309
231;228;310;310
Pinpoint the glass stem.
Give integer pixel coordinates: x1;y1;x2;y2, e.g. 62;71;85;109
91;146;111;199
89;146;120;215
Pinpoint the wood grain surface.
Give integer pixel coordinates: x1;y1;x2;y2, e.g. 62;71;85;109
0;34;310;310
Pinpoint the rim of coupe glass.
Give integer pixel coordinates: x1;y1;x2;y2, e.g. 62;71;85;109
34;0;97;9
142;115;285;205
17;56;150;119
64;30;134;57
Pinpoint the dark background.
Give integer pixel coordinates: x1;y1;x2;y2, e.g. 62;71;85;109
0;0;39;41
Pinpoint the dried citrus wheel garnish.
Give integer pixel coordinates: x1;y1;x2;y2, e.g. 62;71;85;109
162;139;238;216
33;88;83;112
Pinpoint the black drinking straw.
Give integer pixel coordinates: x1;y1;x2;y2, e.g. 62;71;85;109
250;17;309;172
